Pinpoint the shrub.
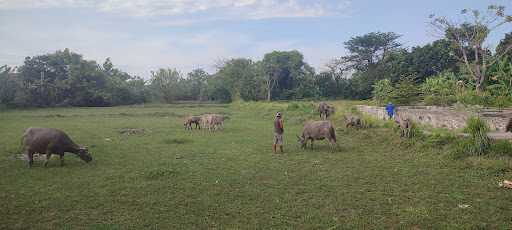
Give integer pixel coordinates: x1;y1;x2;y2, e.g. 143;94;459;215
421;72;458;106
462;116;491;156
391;77;420;105
456;90;493;106
372;79;394;105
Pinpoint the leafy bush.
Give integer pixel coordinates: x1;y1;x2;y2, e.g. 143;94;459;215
461;116;491;156
456;90;494;107
421;72;458;106
372;79;394;105
486;56;512;97
391;77;420;105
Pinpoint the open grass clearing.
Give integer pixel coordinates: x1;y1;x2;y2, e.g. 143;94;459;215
1;101;512;229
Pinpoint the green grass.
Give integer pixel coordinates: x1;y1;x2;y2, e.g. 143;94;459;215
1;101;512;229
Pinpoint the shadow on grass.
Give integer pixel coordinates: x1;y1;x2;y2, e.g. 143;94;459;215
162;138;193;145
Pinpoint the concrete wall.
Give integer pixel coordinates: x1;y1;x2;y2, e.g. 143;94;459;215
356;105;512;131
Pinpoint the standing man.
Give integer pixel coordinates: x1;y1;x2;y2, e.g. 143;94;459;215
273;112;284;153
386;102;395;120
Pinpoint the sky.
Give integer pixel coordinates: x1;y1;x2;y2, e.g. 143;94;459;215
0;0;511;78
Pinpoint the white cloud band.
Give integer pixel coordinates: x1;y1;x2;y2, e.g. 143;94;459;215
0;0;348;19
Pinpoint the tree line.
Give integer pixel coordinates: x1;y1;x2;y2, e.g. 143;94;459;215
1;4;511;108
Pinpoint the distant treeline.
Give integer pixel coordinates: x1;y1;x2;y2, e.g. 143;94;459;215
1;5;511;108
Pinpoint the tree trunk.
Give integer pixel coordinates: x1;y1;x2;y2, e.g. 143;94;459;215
266;79;272;101
475;68;485;94
475;80;484;94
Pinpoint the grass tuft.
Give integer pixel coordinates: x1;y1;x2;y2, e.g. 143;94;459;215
463;116;491;156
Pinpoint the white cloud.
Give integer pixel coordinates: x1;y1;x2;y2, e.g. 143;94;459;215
0;0;348;20
0;0;95;9
0;0;352;77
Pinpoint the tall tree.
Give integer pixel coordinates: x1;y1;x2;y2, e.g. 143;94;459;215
187;68;209;101
342;32;402;71
215;58;261;101
262;50;308;100
383;39;459;83
430;5;512;92
0;66;19;106
149;68;183;103
497;32;512;60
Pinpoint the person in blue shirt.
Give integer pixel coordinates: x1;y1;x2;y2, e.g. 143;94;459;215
385;102;395;120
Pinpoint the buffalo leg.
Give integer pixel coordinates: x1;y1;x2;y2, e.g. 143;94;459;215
310;139;314;149
59;153;65;166
329;139;337;151
27;150;34;168
44;152;52;167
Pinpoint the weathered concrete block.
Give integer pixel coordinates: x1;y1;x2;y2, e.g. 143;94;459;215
356;105;512;131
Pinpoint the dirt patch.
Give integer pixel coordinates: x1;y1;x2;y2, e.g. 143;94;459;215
118;128;148;135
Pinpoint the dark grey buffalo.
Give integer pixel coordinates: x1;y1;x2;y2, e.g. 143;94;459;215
21;127;92;167
184;116;202;130
297;121;337;149
318;102;335;120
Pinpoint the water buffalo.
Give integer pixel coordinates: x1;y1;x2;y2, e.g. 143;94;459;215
21;127;92;167
184;116;201;130
200;114;225;131
318;102;335;120
395;115;412;138
201;114;213;130
344;113;362;129
209;114;225;131
297;121;337;149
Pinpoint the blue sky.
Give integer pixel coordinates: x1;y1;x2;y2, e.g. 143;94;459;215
0;0;511;78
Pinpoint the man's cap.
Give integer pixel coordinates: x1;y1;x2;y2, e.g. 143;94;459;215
276;112;282;117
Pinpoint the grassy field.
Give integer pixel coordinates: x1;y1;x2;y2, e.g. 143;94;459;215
1;101;512;229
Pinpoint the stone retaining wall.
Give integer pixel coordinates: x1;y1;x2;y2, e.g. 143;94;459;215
356;105;512;131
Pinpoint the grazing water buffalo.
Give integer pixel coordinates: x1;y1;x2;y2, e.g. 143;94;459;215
21;127;92;167
318;102;335;120
344;113;362;129
184;116;201;130
209;114;225;131
297;121;337;149
201;114;213;130
200;114;225;131
395;115;412;138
